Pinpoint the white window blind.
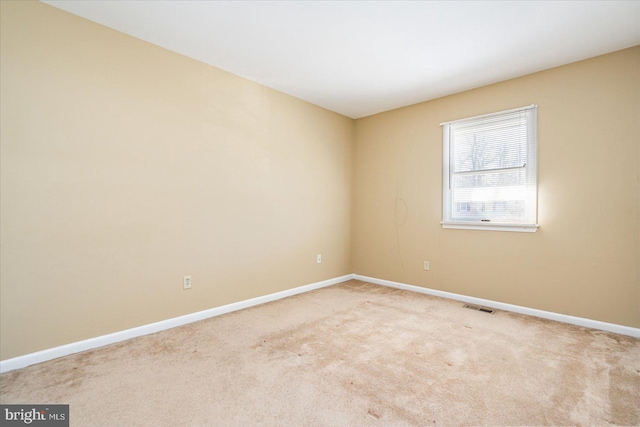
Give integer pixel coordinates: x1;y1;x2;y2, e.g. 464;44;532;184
442;105;538;232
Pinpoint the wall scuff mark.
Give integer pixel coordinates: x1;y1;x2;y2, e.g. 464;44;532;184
395;184;408;273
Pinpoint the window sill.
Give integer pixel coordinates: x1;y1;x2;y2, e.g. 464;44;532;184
441;221;539;233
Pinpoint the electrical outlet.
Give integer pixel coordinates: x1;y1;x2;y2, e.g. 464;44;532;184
317;254;322;264
183;275;192;289
423;261;430;271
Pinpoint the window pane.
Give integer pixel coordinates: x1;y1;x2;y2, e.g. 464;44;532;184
452;122;527;173
451;169;529;223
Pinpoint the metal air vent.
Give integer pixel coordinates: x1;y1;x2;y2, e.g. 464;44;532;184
463;304;495;314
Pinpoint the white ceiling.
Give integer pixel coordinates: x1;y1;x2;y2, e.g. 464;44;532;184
43;1;640;119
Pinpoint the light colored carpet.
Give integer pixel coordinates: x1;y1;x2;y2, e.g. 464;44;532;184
1;280;639;426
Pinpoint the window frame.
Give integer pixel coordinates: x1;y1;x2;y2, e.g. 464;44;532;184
441;105;538;233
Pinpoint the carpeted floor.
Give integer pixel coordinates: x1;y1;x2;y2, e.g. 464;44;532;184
1;280;639;426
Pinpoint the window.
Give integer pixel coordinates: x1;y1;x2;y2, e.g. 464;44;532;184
441;105;538;232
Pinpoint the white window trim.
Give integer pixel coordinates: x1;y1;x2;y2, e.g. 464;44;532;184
441;221;539;232
441;105;538;233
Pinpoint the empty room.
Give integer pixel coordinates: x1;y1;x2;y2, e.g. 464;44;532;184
1;1;639;426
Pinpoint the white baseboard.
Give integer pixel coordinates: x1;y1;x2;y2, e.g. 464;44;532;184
354;274;640;338
2;272;637;373
0;274;354;373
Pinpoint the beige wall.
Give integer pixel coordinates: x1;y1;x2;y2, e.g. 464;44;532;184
354;46;640;328
0;2;353;360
